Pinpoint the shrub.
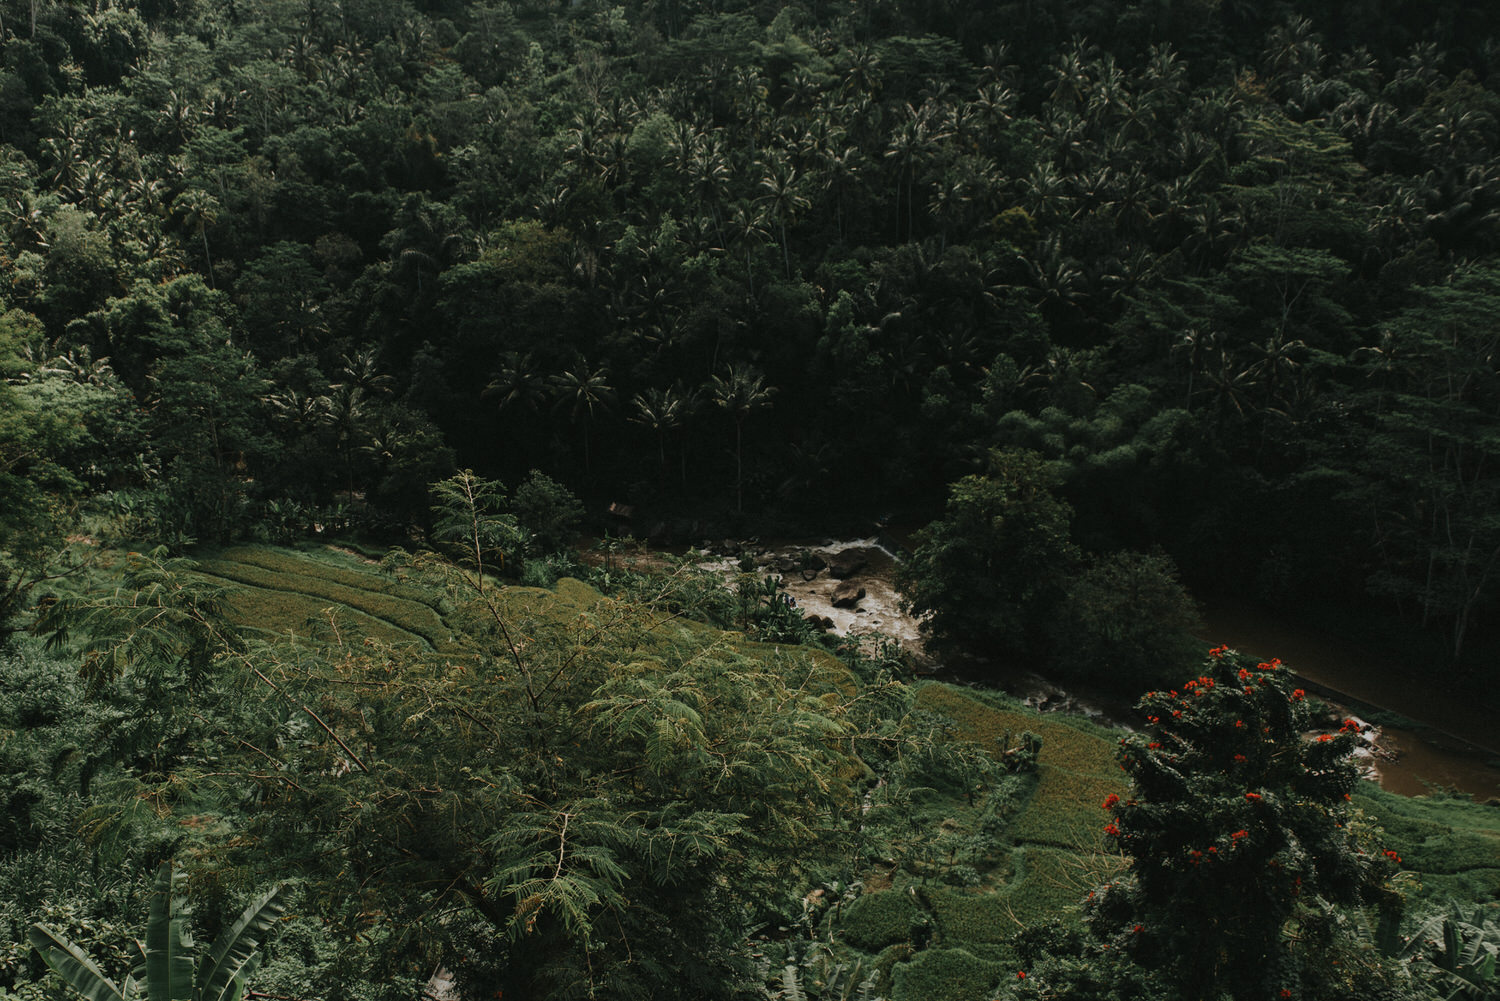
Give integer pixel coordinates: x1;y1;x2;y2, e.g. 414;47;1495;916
838;890;928;952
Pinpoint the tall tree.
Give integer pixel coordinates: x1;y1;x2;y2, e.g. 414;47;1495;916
708;364;775;514
897;449;1081;665
1094;648;1406;1001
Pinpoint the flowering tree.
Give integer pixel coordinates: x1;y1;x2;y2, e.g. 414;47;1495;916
1089;648;1403;1001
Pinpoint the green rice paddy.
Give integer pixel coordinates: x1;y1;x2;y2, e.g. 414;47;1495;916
180;545;1500;1001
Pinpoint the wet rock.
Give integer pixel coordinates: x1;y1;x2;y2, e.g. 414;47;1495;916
831;582;866;609
828;552;869;579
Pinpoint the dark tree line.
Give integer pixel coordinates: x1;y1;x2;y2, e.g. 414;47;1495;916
3;0;1500;677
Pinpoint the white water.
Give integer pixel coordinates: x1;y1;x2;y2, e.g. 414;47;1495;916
693;537;927;655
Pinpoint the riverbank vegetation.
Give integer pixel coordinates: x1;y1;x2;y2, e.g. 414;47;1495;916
5;0;1500;996
3;537;1498;999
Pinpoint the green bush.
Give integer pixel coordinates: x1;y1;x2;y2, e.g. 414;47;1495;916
889;947;1005;1001
838;890;927;952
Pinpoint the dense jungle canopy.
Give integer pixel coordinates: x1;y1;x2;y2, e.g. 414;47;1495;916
5;0;1500;673
4;0;1500;999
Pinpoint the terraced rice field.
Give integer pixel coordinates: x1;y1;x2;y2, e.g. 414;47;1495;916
176;544;1500;1001
853;682;1500;1000
195;545;461;651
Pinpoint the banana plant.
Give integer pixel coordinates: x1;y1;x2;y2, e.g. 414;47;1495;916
1386;902;1500;1001
29;861;287;1001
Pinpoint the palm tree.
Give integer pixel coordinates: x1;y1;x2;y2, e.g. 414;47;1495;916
817;141;863;241
171;188;220;287
549;359;614;476
1248;330;1307;417
757;154;810;278
338;348;396;397
629;385;693;489
30;861;286;1001
725;201;770;296
484;351;548;415
885;103;931;240
688;132;730;232
709;364;775;514
5;192;48;252
316;383;369;498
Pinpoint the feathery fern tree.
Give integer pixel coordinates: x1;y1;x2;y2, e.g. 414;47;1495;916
245;472;881;1001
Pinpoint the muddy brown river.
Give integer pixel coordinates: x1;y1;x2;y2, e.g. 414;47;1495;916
672;537;1500;800
1199;602;1500;800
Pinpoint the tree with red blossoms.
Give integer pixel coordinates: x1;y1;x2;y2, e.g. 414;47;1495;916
1089;647;1404;1001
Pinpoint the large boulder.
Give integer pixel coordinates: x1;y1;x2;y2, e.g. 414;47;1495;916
827;550;871;579
831;581;866;609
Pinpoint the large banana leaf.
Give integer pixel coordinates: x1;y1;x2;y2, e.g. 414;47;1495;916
195;881;287;1001
27;924;131;1001
143;863;196;1001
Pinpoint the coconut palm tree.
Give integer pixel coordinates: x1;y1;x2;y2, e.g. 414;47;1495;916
549;359;615;476
757;154;810;278
629;385;694;489
171;189;220;286
709;364;775;514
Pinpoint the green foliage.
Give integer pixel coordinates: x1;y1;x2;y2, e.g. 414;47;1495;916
510;469;584;556
12;2;1500;998
428;470;524;578
839;891;927;953
29;861;286;1001
888;947;1003;1001
1052;550;1203;692
897;449;1082;664
194;547;455;650
35;548;240;697
1098;649;1403;1000
1396;903;1500;1000
429;468;585;574
199;488;883;1000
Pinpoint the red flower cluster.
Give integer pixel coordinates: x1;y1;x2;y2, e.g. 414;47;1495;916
1316;734;1334;743
1384;849;1401;864
1245;792;1262;801
1233;753;1247;763
1102;793;1120;810
1016;971;1027;980
1238;667;1251;681
1209;645;1228;658
1104;822;1121;837
1257;658;1284;671
1339;718;1362;733
1291;688;1305;700
1231;829;1248;840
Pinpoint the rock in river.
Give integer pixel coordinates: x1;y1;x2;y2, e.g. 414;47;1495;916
831;581;866;609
